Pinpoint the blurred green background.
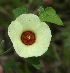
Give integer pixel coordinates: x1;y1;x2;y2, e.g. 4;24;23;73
0;0;70;73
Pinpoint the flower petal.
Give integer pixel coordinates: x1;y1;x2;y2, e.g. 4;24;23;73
27;22;52;57
16;14;41;31
8;14;52;58
8;20;23;42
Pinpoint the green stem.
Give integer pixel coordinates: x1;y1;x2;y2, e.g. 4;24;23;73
0;46;13;56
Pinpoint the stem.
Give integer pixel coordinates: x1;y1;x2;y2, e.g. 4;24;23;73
0;46;13;56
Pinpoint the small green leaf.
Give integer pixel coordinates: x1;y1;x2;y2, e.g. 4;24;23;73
32;64;41;69
38;7;63;26
26;57;40;65
13;5;29;18
26;57;40;69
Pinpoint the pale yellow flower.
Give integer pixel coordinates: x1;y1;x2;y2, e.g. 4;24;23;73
8;14;52;58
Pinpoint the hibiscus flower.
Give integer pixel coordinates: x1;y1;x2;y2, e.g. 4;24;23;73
8;14;52;58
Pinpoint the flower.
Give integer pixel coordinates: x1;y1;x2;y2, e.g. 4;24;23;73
8;14;52;58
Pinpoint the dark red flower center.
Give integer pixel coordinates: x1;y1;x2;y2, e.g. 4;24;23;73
21;31;36;45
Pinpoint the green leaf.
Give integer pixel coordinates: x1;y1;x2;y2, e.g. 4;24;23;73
13;5;29;18
38;7;63;26
26;57;40;65
32;64;41;69
26;57;41;69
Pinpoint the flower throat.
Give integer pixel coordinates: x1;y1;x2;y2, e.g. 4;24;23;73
21;31;36;45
